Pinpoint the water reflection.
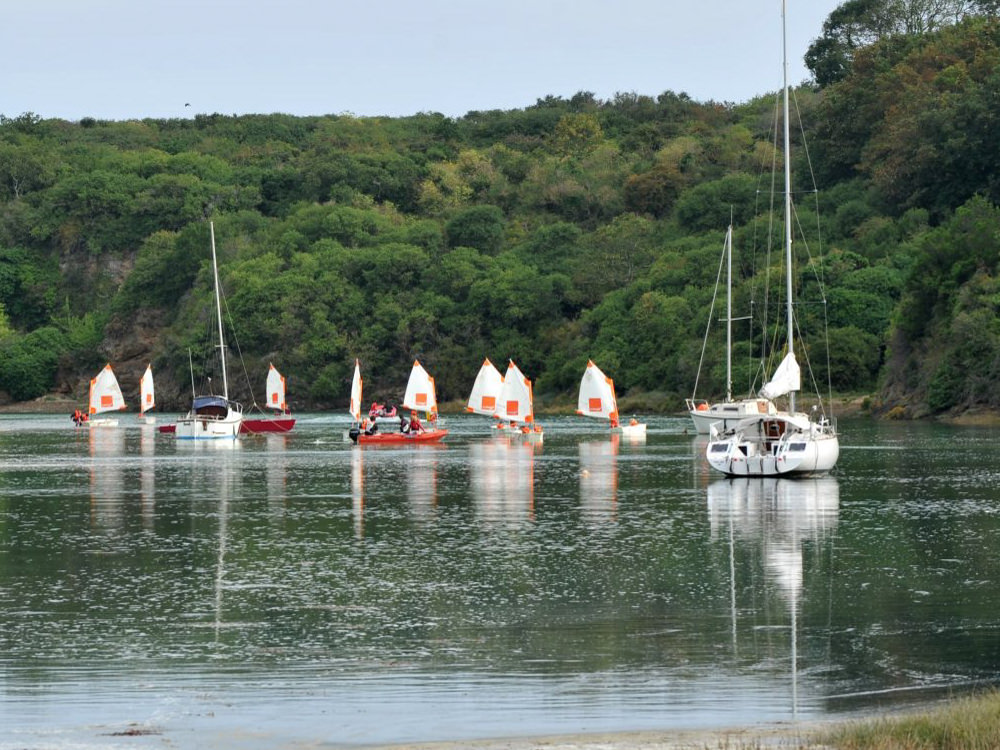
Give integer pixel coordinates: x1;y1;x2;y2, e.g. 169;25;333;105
707;477;840;715
265;433;289;511
579;435;618;523
140;422;156;527
88;425;125;527
406;449;439;524
470;438;536;525
352;447;364;539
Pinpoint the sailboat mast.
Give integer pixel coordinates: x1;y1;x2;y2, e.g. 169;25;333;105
782;0;796;415
209;221;229;400
725;225;733;403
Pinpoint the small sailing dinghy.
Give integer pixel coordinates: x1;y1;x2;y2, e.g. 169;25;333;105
466;358;504;422
241;363;296;434
577;360;646;438
139;364;156;424
84;364;126;427
173;222;243;440
347;359;446;445
495;360;543;443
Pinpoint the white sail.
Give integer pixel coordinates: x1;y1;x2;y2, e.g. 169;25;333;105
266;363;287;411
577;360;618;422
759;352;801;400
140;364;155;415
402;359;437;415
497;360;534;425
349;359;363;422
466;358;503;417
89;364;126;417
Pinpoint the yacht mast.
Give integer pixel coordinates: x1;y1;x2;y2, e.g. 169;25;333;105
209;221;229;400
782;0;796;415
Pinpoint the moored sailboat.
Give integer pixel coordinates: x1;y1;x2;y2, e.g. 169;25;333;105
577;360;645;438
686;225;777;434
705;1;838;477
241;363;296;434
173;222;243;440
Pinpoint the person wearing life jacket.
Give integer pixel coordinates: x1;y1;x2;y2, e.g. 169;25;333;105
408;412;424;434
72;409;83;427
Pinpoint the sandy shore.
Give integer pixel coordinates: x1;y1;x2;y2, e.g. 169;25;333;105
368;722;838;750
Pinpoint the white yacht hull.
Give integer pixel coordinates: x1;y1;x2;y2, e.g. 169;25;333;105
706;415;839;477
175;413;241;440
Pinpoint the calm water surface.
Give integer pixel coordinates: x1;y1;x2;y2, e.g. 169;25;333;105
1;413;1000;748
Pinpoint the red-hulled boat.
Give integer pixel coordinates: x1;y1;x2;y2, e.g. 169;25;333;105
354;428;447;445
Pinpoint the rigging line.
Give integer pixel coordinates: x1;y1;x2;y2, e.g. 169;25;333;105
217;267;260;411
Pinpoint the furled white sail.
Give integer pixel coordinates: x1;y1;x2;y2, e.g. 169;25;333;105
577;360;619;422
266;363;287;411
759;352;801;400
349;359;363;422
466;358;504;417
403;359;437;415
140;364;155;415
89;364;126;416
497;360;534;424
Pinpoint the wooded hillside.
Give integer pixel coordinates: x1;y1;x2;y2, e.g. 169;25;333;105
1;11;998;419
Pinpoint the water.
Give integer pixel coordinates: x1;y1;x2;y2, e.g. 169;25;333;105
1;413;1000;748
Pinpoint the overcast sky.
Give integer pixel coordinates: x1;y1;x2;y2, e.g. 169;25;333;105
5;0;844;122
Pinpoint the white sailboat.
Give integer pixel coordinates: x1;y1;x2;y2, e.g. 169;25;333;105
496;360;543;443
241;363;296;434
706;1;839;477
174;221;243;440
139;364;155;424
466;358;504;420
87;364;126;427
686;226;777;434
577;360;646;438
402;359;439;420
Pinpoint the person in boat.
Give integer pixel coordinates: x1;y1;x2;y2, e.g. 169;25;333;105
364;418;378;435
610;415;620;429
72;409;87;427
368;402;382;419
399;414;410;433
408;412;424;434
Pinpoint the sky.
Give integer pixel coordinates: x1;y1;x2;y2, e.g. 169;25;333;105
5;0;845;122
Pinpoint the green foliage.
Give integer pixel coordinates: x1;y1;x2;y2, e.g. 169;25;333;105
3;21;1000;417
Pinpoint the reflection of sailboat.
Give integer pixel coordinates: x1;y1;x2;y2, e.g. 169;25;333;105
405;449;439;524
470;438;536;524
140;422;156;527
88;426;125;526
707;476;840;715
351;447;364;539
265;433;289;510
579;436;619;522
